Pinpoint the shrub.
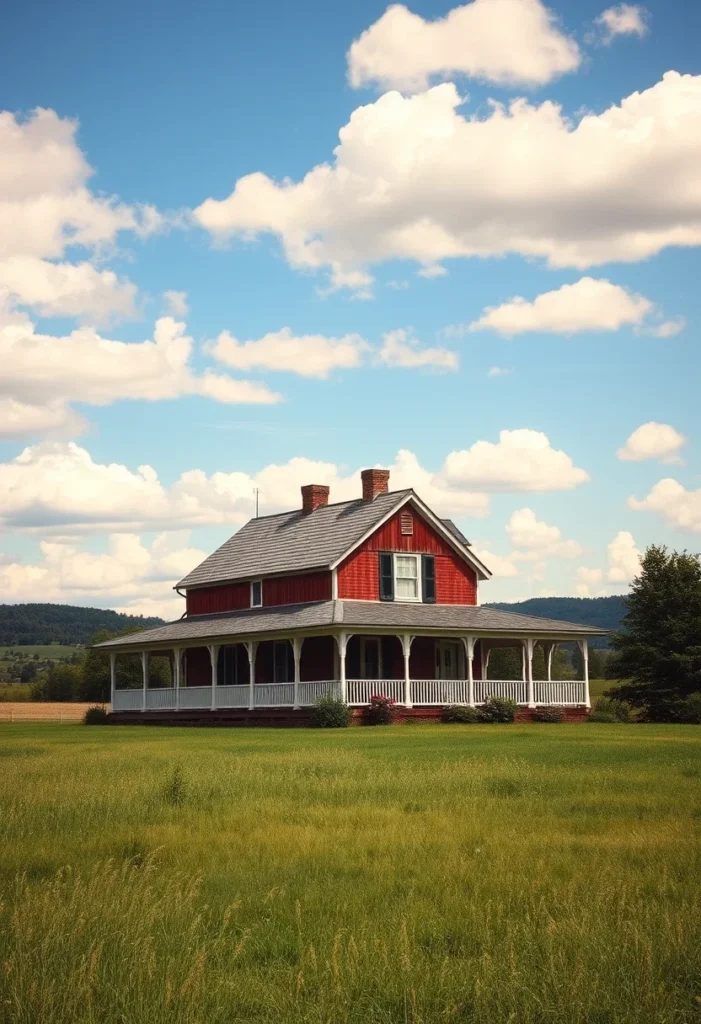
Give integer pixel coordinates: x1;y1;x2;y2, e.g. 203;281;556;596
533;705;564;723
676;692;701;724
589;696;632;723
479;697;518;723
309;695;353;728
363;694;398;725
0;684;32;703
442;704;481;723
83;705;109;725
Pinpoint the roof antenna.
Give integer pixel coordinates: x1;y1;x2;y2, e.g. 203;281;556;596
253;487;259;518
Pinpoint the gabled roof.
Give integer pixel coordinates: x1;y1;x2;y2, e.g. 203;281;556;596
177;489;491;591
95;599;607;650
177;490;411;589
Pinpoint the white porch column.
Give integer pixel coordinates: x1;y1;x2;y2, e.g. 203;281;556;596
140;651;149;711
579;638;590;708
521;643;526;682
246;641;257;710
292;637;303;709
401;634;413;708
525;638;535;708
466;636;475;706
109;652;116;710
173;648;182;710
545;642;554;682
336;632;348;703
208;644;219;710
484;646;491;679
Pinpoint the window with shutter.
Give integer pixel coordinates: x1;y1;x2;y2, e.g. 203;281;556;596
422;554;436;603
395;553;420;601
379;552;394;601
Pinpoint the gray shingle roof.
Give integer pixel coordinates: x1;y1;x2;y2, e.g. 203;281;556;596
441;518;470;546
177;490;412;589
95;599;607;650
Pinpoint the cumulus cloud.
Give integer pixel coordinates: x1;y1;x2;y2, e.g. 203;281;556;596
0;256;137;324
209;326;370;379
472;548;519;577
607;530;642;582
2;438;594;534
575;565;604;596
347;0;581;92
628;479;701;532
648;317;686;338
163;290;189;317
440;429;589;493
193;73;701;292
487;367;511;377
617;422;686;463
0;313;280;439
376;329;458;370
0;531;204;620
469;277;656;336
506;507;584;558
595;4;648;43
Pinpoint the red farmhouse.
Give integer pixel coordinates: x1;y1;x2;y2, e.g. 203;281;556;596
99;468;604;723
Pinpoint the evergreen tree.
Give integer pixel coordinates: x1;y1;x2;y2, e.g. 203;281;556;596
608;545;701;720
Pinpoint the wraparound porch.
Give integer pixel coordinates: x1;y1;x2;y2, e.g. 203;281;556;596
109;631;591;713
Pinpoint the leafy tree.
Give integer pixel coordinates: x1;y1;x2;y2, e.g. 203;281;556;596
43;664;83;702
607;545;701;721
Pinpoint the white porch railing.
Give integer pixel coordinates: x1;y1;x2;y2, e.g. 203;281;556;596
112;689;142;711
347;679;405;705
298;680;339;705
474;679;528;704
113;677;587;711
533;680;586;705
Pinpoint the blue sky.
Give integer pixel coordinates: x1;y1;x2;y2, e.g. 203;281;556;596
0;0;699;617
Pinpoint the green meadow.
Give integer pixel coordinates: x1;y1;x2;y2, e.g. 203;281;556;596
1;723;700;1024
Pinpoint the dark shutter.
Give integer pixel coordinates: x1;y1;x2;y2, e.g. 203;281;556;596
379;552;394;601
422;554;436;603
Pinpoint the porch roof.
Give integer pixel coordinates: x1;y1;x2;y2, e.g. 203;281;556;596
94;600;607;651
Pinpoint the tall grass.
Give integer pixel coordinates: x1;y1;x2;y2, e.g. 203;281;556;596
1;723;700;1023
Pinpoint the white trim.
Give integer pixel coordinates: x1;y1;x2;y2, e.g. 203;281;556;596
393;552;421;603
250;579;263;608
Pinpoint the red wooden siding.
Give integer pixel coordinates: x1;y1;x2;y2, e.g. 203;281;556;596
263;572;331;607
186;571;331;615
337;506;477;604
187;582;249;616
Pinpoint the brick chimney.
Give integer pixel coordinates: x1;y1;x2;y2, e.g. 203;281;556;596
361;468;390;502
301;484;330;514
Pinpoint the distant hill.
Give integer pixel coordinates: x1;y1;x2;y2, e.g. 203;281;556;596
486;595;627;647
0;604;165;646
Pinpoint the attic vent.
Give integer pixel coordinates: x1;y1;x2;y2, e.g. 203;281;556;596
400;511;413;536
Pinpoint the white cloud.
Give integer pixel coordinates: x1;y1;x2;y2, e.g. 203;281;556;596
575;565;604;596
607;530;641;582
0;313;280;439
441;429;589;493
628;478;701;533
0;398;88;440
0;530;203;620
487;367;511;377
163;290;189;317
0;442;507;535
209;326;370;379
417;264;448;279
648;316;686;338
193;73;701;291
506;507;584;558
617;422;686;463
472;548;519;577
595;4;648;43
0;256;137;323
347;0;581;92
469;277;654;336
376;329;458;370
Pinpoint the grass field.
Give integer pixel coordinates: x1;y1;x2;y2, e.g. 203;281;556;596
0;644;81;661
1;723;700;1024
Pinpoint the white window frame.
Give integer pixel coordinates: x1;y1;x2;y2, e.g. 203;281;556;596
393;553;421;603
250;580;263;608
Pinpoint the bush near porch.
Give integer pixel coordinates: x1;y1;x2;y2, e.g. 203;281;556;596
1;723;700;1024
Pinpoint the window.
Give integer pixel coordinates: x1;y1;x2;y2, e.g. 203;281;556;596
394;554;420;601
360;637;381;679
250;580;262;607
